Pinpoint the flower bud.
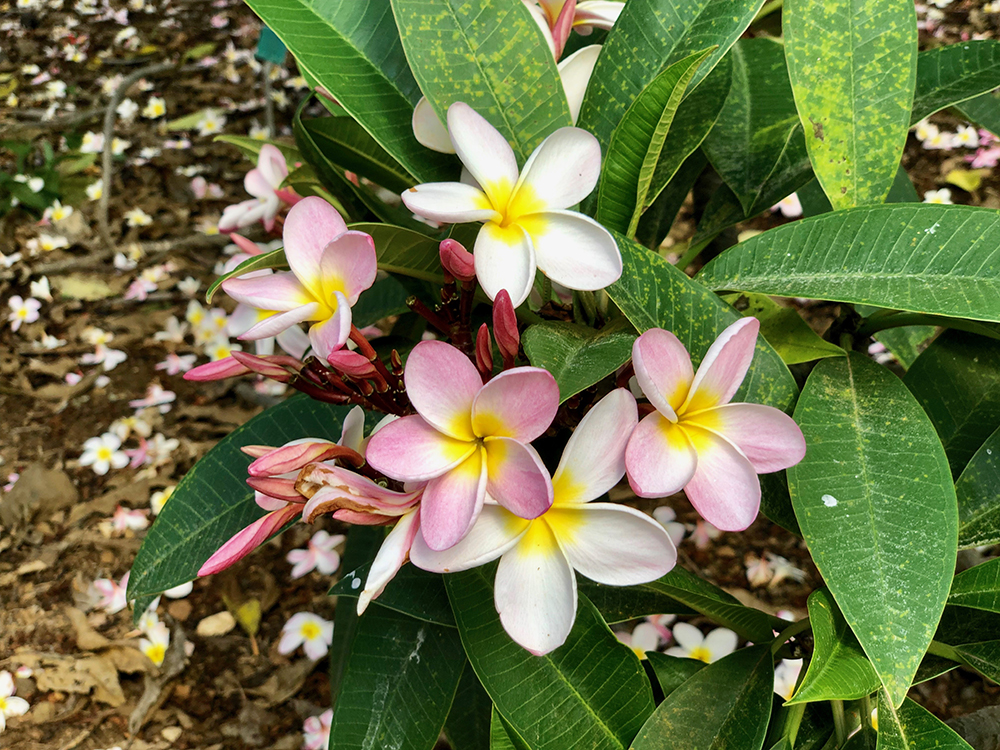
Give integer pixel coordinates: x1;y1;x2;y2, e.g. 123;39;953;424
184;356;251;381
228;232;263;257
327;349;377;378
231;350;296;381
439;239;476;282
492;289;519;365
476;323;493;380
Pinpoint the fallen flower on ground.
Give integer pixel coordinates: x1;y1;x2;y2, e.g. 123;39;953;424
139;621;170;667
278;612;333;660
923;188;953;204
286;530;345;579
81;344;128;371
665;623;738;663
0;670;30;734
92;572;129;614
303;708;333;750
150;486;173;515
111;505;150;533
79;433;129;475
8;296;41;331
124;207;153;227
156;352;197;375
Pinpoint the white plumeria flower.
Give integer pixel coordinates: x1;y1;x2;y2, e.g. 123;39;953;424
616;620;665;660
110;414;153;441
923;188;953;205
766;552;807;588
92;571;129;614
83;327;114;346
129;383;176;412
0;252;22;269
144;433;180;467
164;581;193;599
142;96;166;119
176;276;199;297
35;332;66;350
27;176;45;193
80;131;105;153
80;433;129;475
124;207;153;227
81;344;128;371
111;138;131;156
153;315;188;343
139;621;170;667
249;121;271;140
401;102;621;307
771;193;802;218
412;388;676;655
45;200;73;222
652;505;687;547
29;277;52;301
0;670;30;733
36;234;70;252
150;486;173;515
116;98;139;122
112;505;150;533
665;623;738;663
86;180;103;200
952;124;979;149
205;336;242;362
8;296;41;331
278;612;334;661
745;553;773;588
922;130;953;150
286;531;346;579
773;658;804;701
46;80;67;98
197;110;227;136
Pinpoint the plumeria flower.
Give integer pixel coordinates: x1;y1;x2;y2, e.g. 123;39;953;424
303;709;333;750
29;276;52;301
8;296;41;331
0;671;30;733
144;433;180;468
286;530;345;579
249;121;271;140
139;621;170;667
150;486;173;515
197;110;226;136
625;319;806;531
412;388;677;654
923;188;953;204
616;619;667;660
952;124;979;149
665;623;737;663
156;352;197;375
278;612;333;660
774;658;804;701
765;552;807;588
771;193;802;218
164;580;193;599
80;433;129;475
400;102;621;307
116;98;139;122
35;331;67;350
142;96;166;118
111;138;131;156
124;207;153;227
922;130;953;150
177;277;200;297
80;131;105;153
110;414;153;441
129;382;176;412
34;234;70;253
967;146;1000;169
44;200;73;222
154;315;188;343
3;473;19;493
218;145;293;233
745;553;773;588
112;505;150;533
81;344;128;371
367;340;559;551
221;197;377;359
92;571;129;614
205;336;242;362
914;119;938;142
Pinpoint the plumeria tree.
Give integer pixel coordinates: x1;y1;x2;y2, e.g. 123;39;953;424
128;0;1000;747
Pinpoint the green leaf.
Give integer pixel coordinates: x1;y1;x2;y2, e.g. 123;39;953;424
391;0;571;162
446;567;654;750
913;653;959;685
635;150;708;252
904;331;1000;476
331;561;455;627
630;645;773;750
445;663;493;750
784;0;917;209
799;166;921;218
843;728;878;750
606;231;798;412
953;640;1000;683
577;577;696;625
645;653;705;699
243;0;452;183
326;603;466;750
702;38;810;216
205;247;287;304
127;397;357;601
697;205;1000;324
577;0;764;159
787;588;880;704
490;707;529;750
596;49;711;235
876;693;973;750
722;293;844;365
213;134;302;164
787;353;958;707
936;605;1000;646
353;275;413;329
521;320;636;404
957;425;1000;549
361;222;445;283
912;41;1000;124
949;557;1000;613
955;89;1000;137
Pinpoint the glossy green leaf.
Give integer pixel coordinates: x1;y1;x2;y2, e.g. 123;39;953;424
936;605;1000;646
630;645;773;750
214;134;302;164
445;663;493;750
905;331;1000;476
490;707;529;750
722;293;844;365
326;603;466;750
955;89;1000;137
698;205;1000;324
787;589;880;704
128;398;356;600
352;275;413;329
391;0;571;162
577;0;763;159
577;577;695;625
912;40;1000;124
953;640;1000;683
243;0;452;183
635;150;708;252
787;353;958;707
358;223;445;283
205;247;287;304
957;425;1000;549
949;557;1000;613
446;567;654;750
798;166;921;218
645;653;705;699
606;232;797;412
521;320;636;404
301;114;417;193
784;0;917;209
597;50;710;235
876;693;973;750
913;653;959;685
331;561;455;626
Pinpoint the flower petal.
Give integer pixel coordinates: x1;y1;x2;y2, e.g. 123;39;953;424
704;627;738;661
484;437;553;519
625;411;698;498
358;509;420;614
558;45;601;124
671;621;705;651
240;303;319;340
526;209;622;291
446;102;519;209
411;504;529;573
574;0;625;30
683;425;761;531
198;504;300;576
257;143;288;185
684;317;760;413
400;182;499;224
404;340;482;441
222;271;312;312
339;405;366;452
321;230;378;303
365;415;476;482
420;447;488;551
687;403;806;474
283;197;348;288
474;222;536;306
513;128;601;212
552;387;637;504
276;324;311;359
495;520;577;655
472;367;559;442
522;0;557;57
412;97;456;154
307;293;351;359
632;328;693;421
552;503;677;585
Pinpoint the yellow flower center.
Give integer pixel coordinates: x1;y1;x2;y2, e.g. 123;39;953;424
688;646;712;663
300;621;321;641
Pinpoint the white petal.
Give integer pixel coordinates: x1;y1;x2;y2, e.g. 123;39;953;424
526;210;621;291
401;182;499;224
446;102;519;209
513;128;601;211
412;97;456;154
631;622;661;653
410;504;529;573
358;509;420;614
704;627;739;661
671;621;705;651
558;45;602;124
474;222;536;306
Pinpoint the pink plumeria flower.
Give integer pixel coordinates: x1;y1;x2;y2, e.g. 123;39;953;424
303;708;333;750
366;340;559;551
3;473;19;493
412;389;677;655
218;144;294;232
625;318;806;531
93;571;130;614
0;670;30;733
690;519;722;550
278;612;333;660
774;658;804;701
533;0;624;34
221;197;377;359
8;296;41;331
665;623;737;663
129;382;176;412
156;352;197;375
80;433;129;475
81;344;128;371
286;530;345;579
400;102;621;307
112;505;150;533
968;146;1000;168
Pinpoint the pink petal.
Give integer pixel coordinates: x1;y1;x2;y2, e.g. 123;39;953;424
688;403;806;474
474;222;537;306
257;143;288;186
553;503;676;585
401;182;499;224
358;509;420;614
184;356;250;381
472;367;559;442
420;447;488;551
632;328;693;421
365;415;476;482
411;503;528;573
683;426;761;531
307;295;351;359
412;97;456;154
245;168;276;199
684;317;760;413
320;230;377;304
495;521;577;655
240;303;319;340
625;412;698;498
446;102;519;210
526;210;622;293
513;128;601;211
222;271;312;312
404;340;482;441
558;45;601;124
247;439;337;477
552;388;637;504
484;437;553;519
198;504;300;576
283;197;348;288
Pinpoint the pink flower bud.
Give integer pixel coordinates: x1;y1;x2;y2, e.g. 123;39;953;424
228;232;263;257
246;476;302;502
241;444;276;458
327;349;377;378
230;350;296;381
439;239;476;283
476;323;493;380
492;289;519;364
184;356;251;381
248;440;363;477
